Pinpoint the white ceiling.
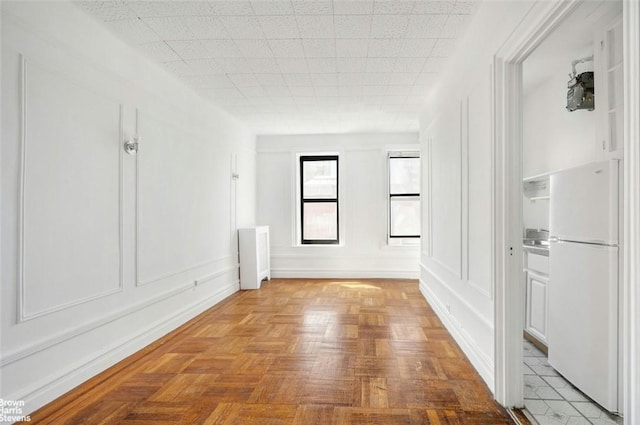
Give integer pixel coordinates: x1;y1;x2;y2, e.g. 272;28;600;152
77;0;479;134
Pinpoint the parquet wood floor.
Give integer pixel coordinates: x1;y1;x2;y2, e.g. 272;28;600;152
28;279;514;424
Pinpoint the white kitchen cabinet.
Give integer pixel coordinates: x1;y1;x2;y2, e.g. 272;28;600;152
524;252;549;345
239;226;270;290
594;13;623;160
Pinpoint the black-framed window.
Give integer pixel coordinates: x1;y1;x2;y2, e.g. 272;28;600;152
300;155;339;244
389;154;420;239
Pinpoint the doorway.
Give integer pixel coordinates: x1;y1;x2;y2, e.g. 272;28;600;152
493;0;639;423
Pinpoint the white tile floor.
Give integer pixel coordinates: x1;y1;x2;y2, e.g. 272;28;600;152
522;340;623;425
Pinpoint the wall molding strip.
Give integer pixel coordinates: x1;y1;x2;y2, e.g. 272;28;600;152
1;265;239;367
17;56;124;323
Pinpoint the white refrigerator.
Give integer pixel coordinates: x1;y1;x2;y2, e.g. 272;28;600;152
548;159;620;412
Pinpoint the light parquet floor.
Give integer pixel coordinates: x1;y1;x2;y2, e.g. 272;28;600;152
29;279;514;424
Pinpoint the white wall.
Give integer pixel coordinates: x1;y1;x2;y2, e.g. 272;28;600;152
256;133;420;278
1;1;255;415
419;1;535;390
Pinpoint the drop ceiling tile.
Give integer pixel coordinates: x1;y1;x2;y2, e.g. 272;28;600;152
398;38;436;57
269;39;305;57
296;15;335;39
362;85;388;95
394;57;426;73
182;74;235;88
412;1;454;14
140;41;180;62
379;95;407;104
283;73;313;86
316;85;339;96
216;57;250;73
389;72;418;84
183;59;225;74
452;2;479;14
246;58;281;73
162;60;196;76
363;72;392;84
128;1;213;18
367;38;402;57
143;16;229;40
334;15;372;38
75;1;137;22
258;16;301;38
422;57;447;72
105;19;161;44
167;40;211;60
414;71;438;84
385;84;414;95
365;57;397;72
289;85;316;96
203;87;244;99
405;14;448;38
370;15;409;38
372;0;416;15
250;1;295;15
336;39;369;57
204;40;244;58
442;14;472;37
220;16;265;39
338;86;363;96
333;0;374;15
311;73;338;86
338;73;365;85
256;73;286;85
228;73;260;87
239;85;269;97
292;0;333;15
302;39;336;57
276;58;309;73
306;58;337;73
294;96;318;105
208;1;255;16
234;39;273;58
337;58;366;73
265;85;292;96
430;38;456;57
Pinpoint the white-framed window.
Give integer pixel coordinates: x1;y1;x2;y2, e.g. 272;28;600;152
388;152;420;243
299;154;339;245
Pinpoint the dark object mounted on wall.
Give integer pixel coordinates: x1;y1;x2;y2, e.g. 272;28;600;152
566;55;595;112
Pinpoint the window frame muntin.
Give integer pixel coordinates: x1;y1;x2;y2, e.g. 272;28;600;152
300;155;340;245
388;153;421;239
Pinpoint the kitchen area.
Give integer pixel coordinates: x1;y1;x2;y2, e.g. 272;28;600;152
520;1;624;424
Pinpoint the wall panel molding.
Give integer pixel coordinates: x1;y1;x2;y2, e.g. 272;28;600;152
7;276;240;407
419;266;494;390
134;110;231;287
17;56;124;323
2;264;239;367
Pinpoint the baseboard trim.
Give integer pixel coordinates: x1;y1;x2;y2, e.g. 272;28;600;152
419;275;495;391
270;268;419;279
1;265;238;367
10;279;239;414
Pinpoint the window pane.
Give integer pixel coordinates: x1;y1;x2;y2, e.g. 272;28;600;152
389;157;420;194
390;198;420;237
303;202;338;241
303;160;337;199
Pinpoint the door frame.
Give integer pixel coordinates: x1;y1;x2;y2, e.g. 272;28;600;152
492;0;640;422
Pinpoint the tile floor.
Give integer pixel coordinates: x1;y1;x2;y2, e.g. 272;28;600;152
522;339;623;425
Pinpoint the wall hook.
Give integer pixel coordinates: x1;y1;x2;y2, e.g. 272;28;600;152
124;137;140;155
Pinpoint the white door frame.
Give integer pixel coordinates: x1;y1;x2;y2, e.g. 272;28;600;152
492;0;640;422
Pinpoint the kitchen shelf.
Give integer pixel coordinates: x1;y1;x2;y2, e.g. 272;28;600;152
523;173;550;200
